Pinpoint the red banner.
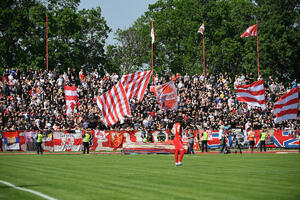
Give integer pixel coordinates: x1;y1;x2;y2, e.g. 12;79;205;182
1;129;299;152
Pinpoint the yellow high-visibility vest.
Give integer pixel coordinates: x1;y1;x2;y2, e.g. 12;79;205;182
202;132;208;141
37;133;43;143
261;132;266;141
83;134;90;143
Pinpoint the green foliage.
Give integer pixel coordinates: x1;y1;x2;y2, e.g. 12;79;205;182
1;0;299;79
0;154;300;200
0;0;110;73
110;0;300;79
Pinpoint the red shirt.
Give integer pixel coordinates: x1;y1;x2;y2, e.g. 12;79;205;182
172;123;183;149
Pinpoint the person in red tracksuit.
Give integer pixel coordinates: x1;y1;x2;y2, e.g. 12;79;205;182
172;120;184;166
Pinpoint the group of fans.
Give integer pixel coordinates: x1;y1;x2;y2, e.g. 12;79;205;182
0;67;299;133
1;68;299;166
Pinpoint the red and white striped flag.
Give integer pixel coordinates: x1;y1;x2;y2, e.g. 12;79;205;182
64;85;78;116
240;24;257;37
274;87;299;123
235;79;266;109
121;70;152;101
96;81;131;127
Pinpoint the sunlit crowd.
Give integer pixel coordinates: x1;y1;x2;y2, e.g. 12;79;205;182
0;67;299;132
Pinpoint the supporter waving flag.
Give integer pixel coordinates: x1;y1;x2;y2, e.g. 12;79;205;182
274;87;299;123
121;70;152;101
97;81;131;127
64;85;78;116
235;79;266;109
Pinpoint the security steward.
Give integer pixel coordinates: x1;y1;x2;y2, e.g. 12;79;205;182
36;131;44;154
82;130;91;154
201;129;208;152
260;128;267;152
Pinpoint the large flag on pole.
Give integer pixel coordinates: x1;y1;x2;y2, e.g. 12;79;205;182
197;23;205;35
151;20;155;44
235;79;266;109
96;81;131;127
240;23;260;75
150;81;178;111
198;21;206;78
240;24;257;37
274;87;299;123
64;85;78;116
151;20;155;82
121;70;152;101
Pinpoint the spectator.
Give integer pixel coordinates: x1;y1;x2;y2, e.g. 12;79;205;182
0;67;299;133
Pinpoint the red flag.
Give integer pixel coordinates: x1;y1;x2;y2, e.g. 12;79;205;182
121;70;152;101
64;85;78;116
97;81;131;127
151;81;178;110
235;79;266;109
274;87;299;123
240;24;257;37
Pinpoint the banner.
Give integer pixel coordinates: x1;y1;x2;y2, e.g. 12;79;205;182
3;131;19;150
42;131;54;152
23;131;38;151
53;130;82;151
267;129;300;148
2;129;300;152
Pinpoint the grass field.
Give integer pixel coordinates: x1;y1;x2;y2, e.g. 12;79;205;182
0;153;300;200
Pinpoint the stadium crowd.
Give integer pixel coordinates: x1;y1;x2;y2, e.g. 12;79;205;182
0;68;299;132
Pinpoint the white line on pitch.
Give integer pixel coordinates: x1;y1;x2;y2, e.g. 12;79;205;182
0;180;57;200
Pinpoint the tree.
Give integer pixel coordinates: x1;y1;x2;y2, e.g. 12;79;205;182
110;0;300;80
0;0;38;70
0;0;111;73
254;0;300;80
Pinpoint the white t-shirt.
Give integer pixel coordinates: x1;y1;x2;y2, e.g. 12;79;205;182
219;129;224;140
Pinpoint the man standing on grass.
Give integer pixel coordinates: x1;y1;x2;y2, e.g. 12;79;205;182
36;131;43;154
187;128;195;154
201;128;208;152
82;129;91;154
248;127;255;153
172;118;184;166
219;126;226;154
0;132;3;152
260;128;267;152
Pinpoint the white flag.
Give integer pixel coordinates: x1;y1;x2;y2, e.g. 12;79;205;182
151;20;155;44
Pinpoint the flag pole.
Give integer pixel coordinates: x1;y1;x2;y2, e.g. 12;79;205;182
202;20;205;79
152;37;154;83
257;21;259;76
46;13;49;70
151;20;154;83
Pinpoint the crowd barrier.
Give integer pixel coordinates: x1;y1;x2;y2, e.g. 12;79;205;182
1;129;299;152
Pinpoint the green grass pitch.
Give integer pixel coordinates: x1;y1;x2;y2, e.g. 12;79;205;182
0;153;300;200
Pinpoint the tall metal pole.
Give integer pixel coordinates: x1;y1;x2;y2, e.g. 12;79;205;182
257;21;259;76
151;20;154;83
46;13;48;70
203;21;205;79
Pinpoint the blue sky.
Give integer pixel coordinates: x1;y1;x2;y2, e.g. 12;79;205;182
78;0;157;46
